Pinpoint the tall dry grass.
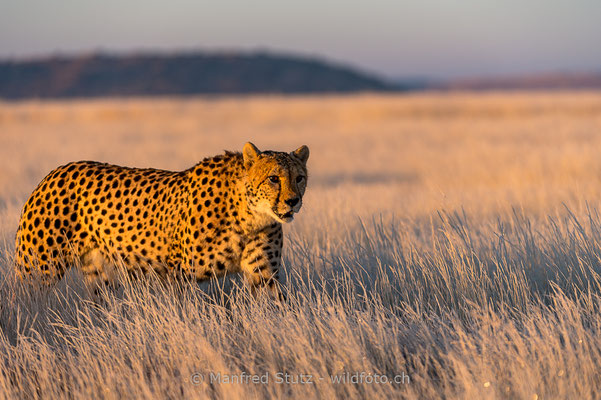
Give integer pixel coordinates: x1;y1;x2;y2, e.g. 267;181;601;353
2;92;601;399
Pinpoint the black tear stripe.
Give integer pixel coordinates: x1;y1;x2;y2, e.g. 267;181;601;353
275;181;281;208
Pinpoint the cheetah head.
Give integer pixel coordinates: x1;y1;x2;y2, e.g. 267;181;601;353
243;142;309;223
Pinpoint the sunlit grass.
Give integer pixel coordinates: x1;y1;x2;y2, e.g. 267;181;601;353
2;92;601;398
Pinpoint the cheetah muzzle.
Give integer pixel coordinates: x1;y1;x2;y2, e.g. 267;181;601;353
14;142;310;300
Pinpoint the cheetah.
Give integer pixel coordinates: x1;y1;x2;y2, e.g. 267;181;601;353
14;142;309;298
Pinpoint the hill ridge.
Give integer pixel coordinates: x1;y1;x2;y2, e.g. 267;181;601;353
0;51;394;99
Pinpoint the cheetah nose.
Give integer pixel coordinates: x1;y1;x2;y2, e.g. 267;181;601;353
285;197;300;207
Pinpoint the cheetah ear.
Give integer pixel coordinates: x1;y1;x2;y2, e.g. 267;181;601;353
291;145;310;164
243;142;261;169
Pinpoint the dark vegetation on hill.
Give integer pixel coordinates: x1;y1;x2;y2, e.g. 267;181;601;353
0;52;396;99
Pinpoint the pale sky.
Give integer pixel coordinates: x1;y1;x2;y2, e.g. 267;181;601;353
1;0;600;79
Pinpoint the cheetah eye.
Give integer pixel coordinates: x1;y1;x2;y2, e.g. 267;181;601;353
296;175;305;183
268;176;280;184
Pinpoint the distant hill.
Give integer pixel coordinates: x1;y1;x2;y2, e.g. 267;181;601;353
0;51;396;99
435;72;601;91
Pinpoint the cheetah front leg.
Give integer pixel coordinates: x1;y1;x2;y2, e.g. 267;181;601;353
240;224;285;301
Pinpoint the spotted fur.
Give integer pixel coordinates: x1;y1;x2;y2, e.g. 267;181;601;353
14;142;309;298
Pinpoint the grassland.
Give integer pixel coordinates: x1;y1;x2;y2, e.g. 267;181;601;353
2;92;601;399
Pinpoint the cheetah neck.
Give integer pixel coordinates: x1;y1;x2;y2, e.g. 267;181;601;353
235;179;280;234
186;153;280;236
